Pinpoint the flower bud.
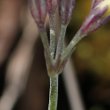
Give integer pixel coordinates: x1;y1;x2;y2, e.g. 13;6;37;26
59;0;75;25
47;0;58;14
80;0;110;35
29;0;47;29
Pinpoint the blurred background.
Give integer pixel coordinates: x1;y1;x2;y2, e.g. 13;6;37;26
0;0;110;110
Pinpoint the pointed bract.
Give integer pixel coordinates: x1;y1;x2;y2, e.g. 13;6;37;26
59;0;75;25
80;0;110;35
91;0;101;9
29;0;47;29
47;0;58;14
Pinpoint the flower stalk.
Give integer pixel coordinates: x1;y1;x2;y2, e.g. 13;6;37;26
48;75;58;110
40;30;53;69
49;14;57;58
61;30;84;62
47;0;58;58
55;24;67;62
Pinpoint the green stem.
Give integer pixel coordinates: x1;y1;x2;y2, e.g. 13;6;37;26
40;30;52;68
49;14;56;58
48;75;58;110
61;31;85;61
55;25;67;62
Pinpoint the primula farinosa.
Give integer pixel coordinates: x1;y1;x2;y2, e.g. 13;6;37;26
59;0;75;25
80;0;110;35
29;0;47;29
47;0;58;14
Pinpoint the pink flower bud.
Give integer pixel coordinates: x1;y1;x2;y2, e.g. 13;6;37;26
59;0;75;25
80;0;110;35
47;0;58;14
29;0;47;29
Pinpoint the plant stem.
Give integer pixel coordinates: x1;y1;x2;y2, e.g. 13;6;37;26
62;31;85;61
48;75;58;110
40;30;52;68
49;14;56;58
55;25;67;62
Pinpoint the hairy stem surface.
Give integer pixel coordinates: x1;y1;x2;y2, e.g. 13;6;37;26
49;14;56;58
55;25;67;62
48;75;58;110
40;30;52;68
62;31;85;61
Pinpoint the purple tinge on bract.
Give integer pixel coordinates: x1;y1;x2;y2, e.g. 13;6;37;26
59;0;75;25
46;0;58;14
91;0;102;9
29;0;47;29
80;0;110;35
